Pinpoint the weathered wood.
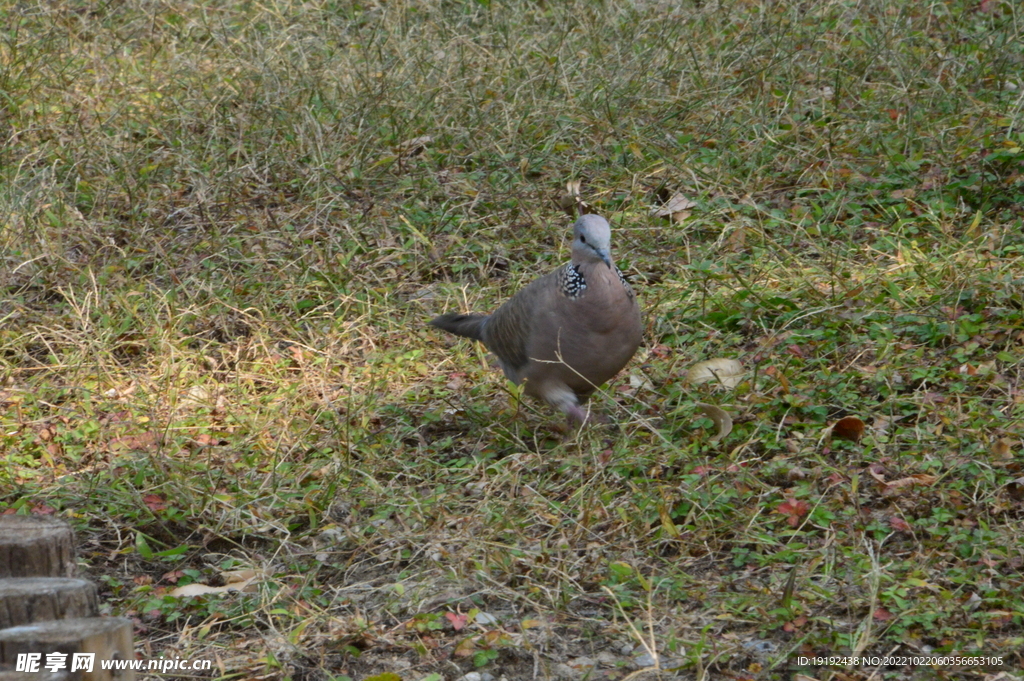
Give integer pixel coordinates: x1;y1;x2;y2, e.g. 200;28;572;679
0;579;99;629
0;517;77;579
0;618;135;681
0;667;71;680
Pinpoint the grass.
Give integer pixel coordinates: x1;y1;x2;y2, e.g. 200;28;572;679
2;0;1024;679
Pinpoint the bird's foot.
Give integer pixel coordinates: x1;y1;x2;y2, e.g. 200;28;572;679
566;405;608;427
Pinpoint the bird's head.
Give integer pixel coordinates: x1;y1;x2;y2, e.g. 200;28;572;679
571;214;613;268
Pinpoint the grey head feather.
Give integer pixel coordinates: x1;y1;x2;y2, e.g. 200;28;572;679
572;215;613;268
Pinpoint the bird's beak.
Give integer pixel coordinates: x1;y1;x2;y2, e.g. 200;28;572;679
598;249;612;268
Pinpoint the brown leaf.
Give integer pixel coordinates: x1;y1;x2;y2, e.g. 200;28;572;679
782;615;808;632
873;607;895;621
991;438;1015;461
162;570;186;584
697;403;733;443
724;227;747;252
109;431;162;452
454;637;477;657
395;135;433;157
785;344;806;358
889;516;912;532
832;416;865;442
193;433;226;447
557;180;589;217
887;474;939;489
651;192;696;221
143;494;167;512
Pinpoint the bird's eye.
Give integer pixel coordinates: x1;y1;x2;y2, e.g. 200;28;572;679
580;235;587;244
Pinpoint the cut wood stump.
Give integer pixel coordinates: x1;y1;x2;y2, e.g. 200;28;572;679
0;517;77;579
0;579;99;629
0;667;71;681
0;618;135;681
0;668;71;681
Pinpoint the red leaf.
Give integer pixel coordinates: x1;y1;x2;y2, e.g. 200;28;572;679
776;498;810;527
873;608;895;621
650;344;671;358
445;612;468;631
889;516;912;532
143;494;167;512
162;570;185;584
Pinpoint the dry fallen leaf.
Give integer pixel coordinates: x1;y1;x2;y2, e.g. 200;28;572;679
181;385;211;408
879;473;940;496
687;358;744;388
889;516;912;532
832;416;866;442
396;135;432;157
628;371;654;391
170;570;262;597
222;569;259;584
108;431;162;452
886;474;939;489
697;403;733;443
991;438;1015;461
651;192;696;223
557;180;589;217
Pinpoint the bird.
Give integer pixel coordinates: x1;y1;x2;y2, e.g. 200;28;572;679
430;214;642;424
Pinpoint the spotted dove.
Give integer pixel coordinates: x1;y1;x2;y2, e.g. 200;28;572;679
430;215;643;423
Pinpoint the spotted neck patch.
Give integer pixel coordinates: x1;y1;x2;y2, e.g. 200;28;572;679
558;263;587;298
558;262;634;300
616;267;634;298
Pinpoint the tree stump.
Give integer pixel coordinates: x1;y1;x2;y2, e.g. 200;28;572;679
0;668;71;680
0;579;99;629
0;518;77;579
0;618;135;681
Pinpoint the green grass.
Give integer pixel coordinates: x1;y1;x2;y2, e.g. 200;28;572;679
2;0;1024;679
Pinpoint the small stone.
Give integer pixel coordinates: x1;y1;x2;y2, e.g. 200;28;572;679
635;652;657;667
551;663;577;680
570;656;596;671
457;673;482;681
475;611;498;625
596;651;618;666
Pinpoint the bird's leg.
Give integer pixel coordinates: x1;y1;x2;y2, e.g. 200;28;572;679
566;403;590;426
565;400;608;426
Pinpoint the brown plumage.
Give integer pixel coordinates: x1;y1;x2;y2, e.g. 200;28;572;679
430;215;642;423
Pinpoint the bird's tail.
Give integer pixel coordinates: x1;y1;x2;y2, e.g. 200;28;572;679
429;313;488;342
